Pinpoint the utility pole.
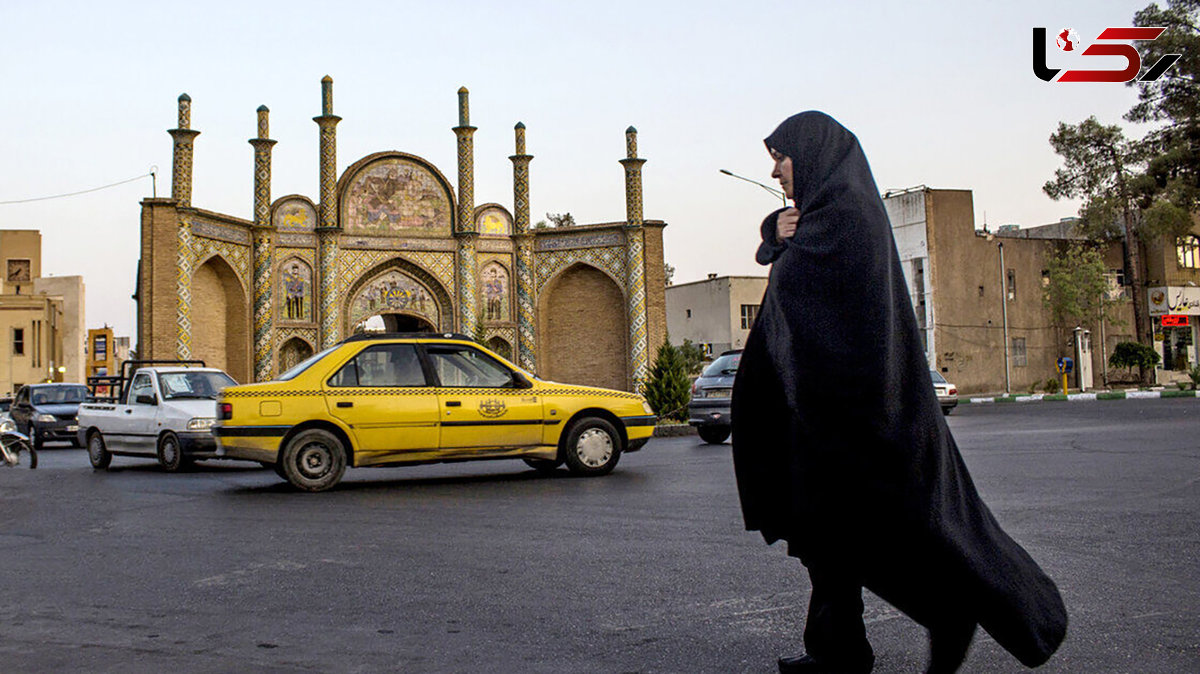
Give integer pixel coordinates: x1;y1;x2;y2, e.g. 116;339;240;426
999;242;1011;394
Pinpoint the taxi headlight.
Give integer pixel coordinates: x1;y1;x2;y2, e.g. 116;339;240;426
187;417;217;431
0;418;15;433
641;400;654;415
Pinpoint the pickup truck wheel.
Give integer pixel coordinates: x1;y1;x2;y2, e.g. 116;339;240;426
157;433;187;473
562;417;621;476
280;429;346;492
87;431;112;470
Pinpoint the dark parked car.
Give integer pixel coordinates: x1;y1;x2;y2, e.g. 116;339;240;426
10;383;90;450
688;349;741;444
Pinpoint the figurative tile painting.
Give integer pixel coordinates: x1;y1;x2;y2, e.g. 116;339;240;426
279;259;313;321
344;158;451;235
480;262;509;322
349;270;439;327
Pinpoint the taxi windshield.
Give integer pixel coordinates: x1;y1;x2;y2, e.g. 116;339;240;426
277;346;338;381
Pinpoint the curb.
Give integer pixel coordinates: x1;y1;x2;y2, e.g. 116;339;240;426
653;424;698;437
967;389;1199;404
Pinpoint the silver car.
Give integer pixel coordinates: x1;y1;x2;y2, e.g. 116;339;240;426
931;370;958;415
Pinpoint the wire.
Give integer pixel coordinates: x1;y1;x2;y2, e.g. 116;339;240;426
0;171;154;205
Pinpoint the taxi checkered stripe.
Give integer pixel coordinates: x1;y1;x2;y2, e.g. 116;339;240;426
222;388;642;400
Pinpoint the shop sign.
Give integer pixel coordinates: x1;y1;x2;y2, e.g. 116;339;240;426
1148;286;1200;315
1161;314;1190;327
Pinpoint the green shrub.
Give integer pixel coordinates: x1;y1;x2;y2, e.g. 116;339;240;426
1189;365;1200;391
642;340;692;422
1108;341;1161;382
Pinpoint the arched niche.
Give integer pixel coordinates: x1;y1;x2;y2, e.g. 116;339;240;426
343;258;455;335
191;255;250;383
537;263;628;391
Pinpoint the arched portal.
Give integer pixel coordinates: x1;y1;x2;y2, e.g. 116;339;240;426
352;313;437;334
538;263;628;390
344;258;454;336
278;337;314;374
486;336;513;362
192;256;250;383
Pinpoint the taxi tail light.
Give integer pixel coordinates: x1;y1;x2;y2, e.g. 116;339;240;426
218;403;233;420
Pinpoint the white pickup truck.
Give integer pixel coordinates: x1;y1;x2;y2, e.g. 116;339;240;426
77;361;238;472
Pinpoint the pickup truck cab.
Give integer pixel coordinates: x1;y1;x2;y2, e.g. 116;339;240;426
78;364;237;472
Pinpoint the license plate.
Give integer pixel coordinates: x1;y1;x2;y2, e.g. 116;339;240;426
66;425;79;432
706;388;732;398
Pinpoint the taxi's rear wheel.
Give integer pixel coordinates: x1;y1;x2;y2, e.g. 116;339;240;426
562;417;621;476
280;429;346;492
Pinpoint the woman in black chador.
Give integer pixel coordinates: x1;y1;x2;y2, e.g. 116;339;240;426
731;112;1067;674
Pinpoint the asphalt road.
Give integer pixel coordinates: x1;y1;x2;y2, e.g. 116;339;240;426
1;400;1197;673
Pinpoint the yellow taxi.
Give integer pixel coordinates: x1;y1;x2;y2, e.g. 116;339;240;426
213;333;657;491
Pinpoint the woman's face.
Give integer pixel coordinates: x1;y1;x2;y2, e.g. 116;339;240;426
769;148;793;200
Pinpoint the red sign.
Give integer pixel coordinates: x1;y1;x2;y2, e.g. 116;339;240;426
1161;315;1190;327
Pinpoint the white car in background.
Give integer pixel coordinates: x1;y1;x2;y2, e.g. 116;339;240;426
931;370;958;415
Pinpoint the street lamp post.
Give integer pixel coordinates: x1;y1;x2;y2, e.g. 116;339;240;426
719;169;788;205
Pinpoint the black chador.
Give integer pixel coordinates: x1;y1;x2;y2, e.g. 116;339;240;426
731;112;1067;672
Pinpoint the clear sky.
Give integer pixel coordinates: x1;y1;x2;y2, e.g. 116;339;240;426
0;0;1156;340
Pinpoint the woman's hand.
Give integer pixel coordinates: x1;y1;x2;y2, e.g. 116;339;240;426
776;207;800;242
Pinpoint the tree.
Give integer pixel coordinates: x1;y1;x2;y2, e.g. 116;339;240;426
677;339;706;376
1043;242;1118;330
1044;117;1157;346
664;262;675;286
1109;340;1162;382
1128;1;1200;260
641;340;691;422
545;212;576;228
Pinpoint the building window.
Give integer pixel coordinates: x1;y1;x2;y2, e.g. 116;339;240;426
12;328;24;356
1006;269;1017;302
978;285;985;298
740;304;760;330
1177;235;1200;269
1011;337;1027;367
686;309;692;319
1104;269;1129;300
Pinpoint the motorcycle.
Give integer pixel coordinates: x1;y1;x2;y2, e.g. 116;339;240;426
0;418;36;468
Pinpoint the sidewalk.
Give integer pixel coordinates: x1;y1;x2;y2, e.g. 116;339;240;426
966;388;1200;404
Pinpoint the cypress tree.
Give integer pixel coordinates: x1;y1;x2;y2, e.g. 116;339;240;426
642;340;692;422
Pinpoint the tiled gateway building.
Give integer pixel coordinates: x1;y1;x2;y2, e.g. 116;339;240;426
137;78;667;392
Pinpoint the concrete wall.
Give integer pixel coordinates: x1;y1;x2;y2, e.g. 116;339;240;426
0;296;63;395
33;276;85;384
666;276;767;355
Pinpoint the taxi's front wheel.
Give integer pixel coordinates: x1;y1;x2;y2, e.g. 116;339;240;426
562;417;621;476
280;429;347;492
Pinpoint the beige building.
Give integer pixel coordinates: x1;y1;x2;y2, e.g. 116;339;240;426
879;187;1198;394
665;275;767;356
0;230;86;395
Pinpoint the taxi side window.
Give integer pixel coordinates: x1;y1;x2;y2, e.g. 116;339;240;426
329;344;427;387
426;346;513;388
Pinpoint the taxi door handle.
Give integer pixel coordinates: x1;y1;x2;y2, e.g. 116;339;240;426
445;401;462;407
336;402;353;408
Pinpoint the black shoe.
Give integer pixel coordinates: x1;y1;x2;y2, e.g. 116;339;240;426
778;653;873;674
925;622;977;674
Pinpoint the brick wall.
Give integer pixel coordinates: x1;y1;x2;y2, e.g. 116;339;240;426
538;265;628;391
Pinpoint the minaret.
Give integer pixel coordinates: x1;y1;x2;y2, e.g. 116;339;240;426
169;93;201;359
314;76;342;347
620;126;649;390
453;87;479;336
249;105;278;381
510;122;536;372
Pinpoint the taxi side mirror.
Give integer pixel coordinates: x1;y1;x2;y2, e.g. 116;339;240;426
512;372;534;389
